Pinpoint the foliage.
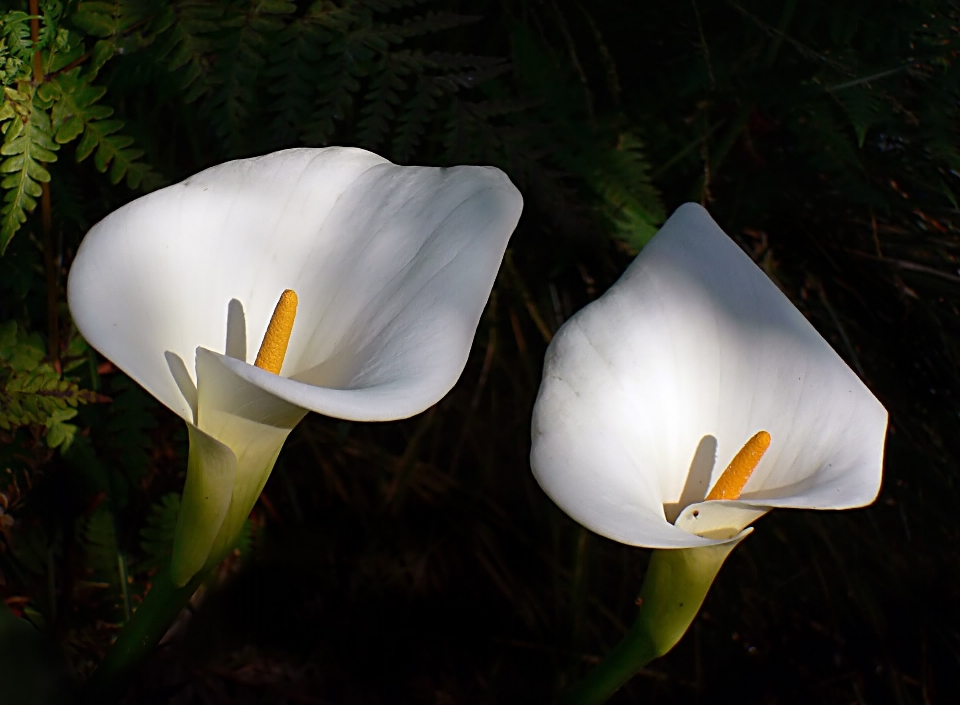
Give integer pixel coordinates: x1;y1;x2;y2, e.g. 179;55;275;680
0;0;161;253
0;84;58;253
0;0;958;703
0;320;98;450
137;492;179;574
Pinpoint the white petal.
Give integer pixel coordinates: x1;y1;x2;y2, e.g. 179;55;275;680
67;148;523;423
214;163;523;420
531;203;887;548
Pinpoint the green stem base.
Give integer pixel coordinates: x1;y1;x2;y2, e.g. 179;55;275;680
561;620;659;705
81;567;206;704
562;538;746;705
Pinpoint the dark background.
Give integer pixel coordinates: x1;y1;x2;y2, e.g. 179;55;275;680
1;1;959;703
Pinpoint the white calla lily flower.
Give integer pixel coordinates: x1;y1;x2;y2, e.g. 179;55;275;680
531;203;887;549
68;147;522;585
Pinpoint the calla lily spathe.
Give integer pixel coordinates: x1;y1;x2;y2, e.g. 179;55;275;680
68;147;523;584
531;203;887;549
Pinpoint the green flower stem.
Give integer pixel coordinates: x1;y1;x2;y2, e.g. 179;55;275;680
81;565;207;704
561;614;659;705
562;538;745;705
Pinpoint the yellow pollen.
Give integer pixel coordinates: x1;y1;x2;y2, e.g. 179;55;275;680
253;289;298;374
705;430;771;501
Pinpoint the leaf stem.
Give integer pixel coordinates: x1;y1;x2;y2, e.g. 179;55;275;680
29;0;42;84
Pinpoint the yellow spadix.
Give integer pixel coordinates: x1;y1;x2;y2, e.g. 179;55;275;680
254;289;298;374
706;430;771;501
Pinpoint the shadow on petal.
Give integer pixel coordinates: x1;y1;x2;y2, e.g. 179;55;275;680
664;434;717;522
165;350;198;424
226;298;247;361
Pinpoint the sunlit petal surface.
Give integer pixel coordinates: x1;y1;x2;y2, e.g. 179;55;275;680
531;203;887;548
68;147;523;424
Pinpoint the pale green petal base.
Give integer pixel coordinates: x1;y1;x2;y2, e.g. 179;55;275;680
562;533;748;705
170;348;307;587
171;426;238;586
87;413;296;699
169;422;290;587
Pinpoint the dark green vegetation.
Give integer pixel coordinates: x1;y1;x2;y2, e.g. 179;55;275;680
1;0;959;702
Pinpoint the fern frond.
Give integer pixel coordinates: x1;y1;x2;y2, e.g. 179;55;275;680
156;0;223;100
70;0;156;39
0;85;58;253
357;55;406;150
47;68;162;189
67;0;168;76
83;508;120;584
36;0;63;52
265;18;327;146
590;132;665;249
138;492;179;573
0;11;34;63
50;69;111;143
200;1;291;152
0;321;101;450
302;49;365;145
0;38;31;87
103;375;157;489
837;86;883;148
390;74;438;163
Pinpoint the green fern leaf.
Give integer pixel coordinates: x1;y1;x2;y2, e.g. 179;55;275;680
83;507;120;584
50;71;111;143
71;2;120;38
0;320;101;450
265;19;327;146
45;68;162;190
838;86;882;148
201;2;288;152
44;407;79;450
156;1;223;98
80;505;131;618
138;493;180;574
0;11;34;62
303;51;364;145
103;375;157;489
36;1;64;54
0;86;58;253
70;0;157;39
593;132;665;248
390;74;439;163
357;55;406;150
